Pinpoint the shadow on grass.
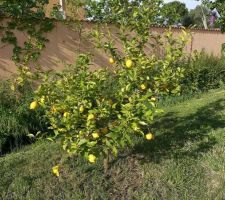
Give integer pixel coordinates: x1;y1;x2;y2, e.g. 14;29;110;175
133;99;225;163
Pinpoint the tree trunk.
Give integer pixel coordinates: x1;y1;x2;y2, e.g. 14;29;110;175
103;153;109;175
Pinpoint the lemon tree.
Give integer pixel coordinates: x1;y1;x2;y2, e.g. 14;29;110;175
31;0;190;174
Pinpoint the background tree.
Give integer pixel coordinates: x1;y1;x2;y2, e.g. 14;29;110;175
203;0;225;31
86;0;194;27
85;0;163;23
182;15;194;27
161;1;188;25
189;5;210;28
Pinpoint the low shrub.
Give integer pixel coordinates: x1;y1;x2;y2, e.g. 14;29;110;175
181;51;225;93
0;80;47;155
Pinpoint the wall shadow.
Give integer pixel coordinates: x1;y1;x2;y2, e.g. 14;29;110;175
132;99;225;163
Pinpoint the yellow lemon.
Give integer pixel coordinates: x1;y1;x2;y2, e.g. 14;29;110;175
146;133;154;140
87;113;95;121
88;154;96;163
63;112;70;118
125;59;133;68
151;97;157;102
92;132;100;139
101;127;109;134
30;101;38;110
79;105;84;113
109;58;115;64
52;165;60;177
140;84;147;90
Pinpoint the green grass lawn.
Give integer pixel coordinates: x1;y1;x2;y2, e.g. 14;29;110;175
1;89;225;200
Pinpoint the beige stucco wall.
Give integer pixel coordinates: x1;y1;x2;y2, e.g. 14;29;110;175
191;29;224;55
0;21;110;78
1;21;225;79
150;27;225;56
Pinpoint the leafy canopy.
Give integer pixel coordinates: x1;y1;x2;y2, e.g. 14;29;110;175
203;0;225;32
31;0;189;173
161;1;189;25
86;0;163;23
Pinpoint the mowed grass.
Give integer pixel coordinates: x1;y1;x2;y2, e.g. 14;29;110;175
1;89;225;200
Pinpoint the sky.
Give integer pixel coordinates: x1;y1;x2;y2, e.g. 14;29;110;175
164;0;201;10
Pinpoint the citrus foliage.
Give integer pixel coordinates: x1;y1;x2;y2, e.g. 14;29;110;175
31;0;189;170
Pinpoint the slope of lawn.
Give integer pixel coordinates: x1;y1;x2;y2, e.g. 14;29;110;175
1;89;225;200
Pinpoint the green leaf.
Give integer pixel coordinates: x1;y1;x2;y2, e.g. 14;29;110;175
124;134;132;146
78;139;88;146
138;121;148;126
47;138;54;142
87;141;97;148
106;131;118;140
27;133;35;138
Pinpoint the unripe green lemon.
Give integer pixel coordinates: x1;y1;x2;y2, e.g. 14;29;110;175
51;105;57;113
40;96;45;104
101;127;109;134
108;99;113;106
111;121;118;127
151;97;157;102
